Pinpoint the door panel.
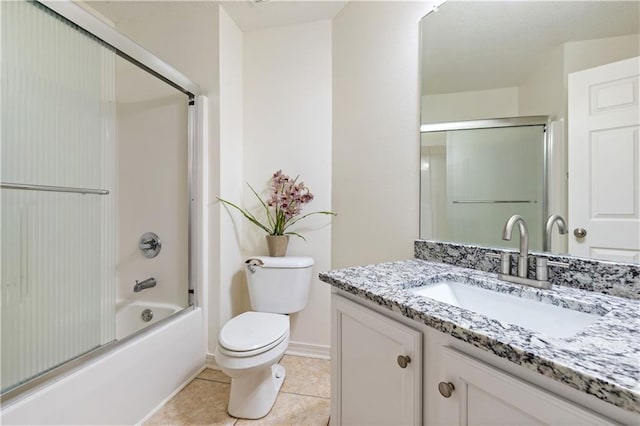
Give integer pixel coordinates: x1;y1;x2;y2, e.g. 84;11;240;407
568;56;640;261
332;295;422;426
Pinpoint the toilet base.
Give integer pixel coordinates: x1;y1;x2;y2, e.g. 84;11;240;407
228;363;286;419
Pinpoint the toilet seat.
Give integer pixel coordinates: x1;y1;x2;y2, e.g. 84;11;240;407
218;312;289;358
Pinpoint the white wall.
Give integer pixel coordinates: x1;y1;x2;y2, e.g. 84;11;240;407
242;20;333;352
116;79;188;309
422;87;519;124
333;1;437;268
216;6;246;355
518;44;565;119
564;34;639;77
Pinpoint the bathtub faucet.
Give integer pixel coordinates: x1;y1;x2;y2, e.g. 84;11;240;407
133;277;156;292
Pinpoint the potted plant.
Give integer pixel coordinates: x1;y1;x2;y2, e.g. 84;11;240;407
218;170;336;256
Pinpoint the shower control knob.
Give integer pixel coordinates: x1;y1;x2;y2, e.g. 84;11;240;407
573;228;587;239
438;381;455;398
139;232;161;258
397;355;411;369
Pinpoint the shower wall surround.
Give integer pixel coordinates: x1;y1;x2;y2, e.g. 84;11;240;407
415;240;640;299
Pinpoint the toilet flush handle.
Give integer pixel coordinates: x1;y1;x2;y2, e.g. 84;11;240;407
245;258;264;274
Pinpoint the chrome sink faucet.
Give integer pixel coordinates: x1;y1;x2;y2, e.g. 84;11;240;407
502;214;529;278
134;277;156;292
544;214;568;252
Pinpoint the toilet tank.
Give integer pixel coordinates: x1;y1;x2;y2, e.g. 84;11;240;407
244;256;314;314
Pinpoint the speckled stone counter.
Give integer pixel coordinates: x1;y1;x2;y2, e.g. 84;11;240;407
319;259;640;413
415;239;640;299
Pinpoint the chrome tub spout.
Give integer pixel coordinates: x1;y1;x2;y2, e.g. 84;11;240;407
133;277;156;293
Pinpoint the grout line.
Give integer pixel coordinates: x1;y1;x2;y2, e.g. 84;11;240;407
195;377;231;385
279;389;331;400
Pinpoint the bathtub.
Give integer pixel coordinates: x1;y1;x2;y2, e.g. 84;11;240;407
115;300;182;340
1;306;205;425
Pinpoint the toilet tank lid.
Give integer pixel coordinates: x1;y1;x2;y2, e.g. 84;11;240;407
245;256;314;268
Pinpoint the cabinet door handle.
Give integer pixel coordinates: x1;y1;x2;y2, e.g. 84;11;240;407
397;355;411;368
438;381;455;398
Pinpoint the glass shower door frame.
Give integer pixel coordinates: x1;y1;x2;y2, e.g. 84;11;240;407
420;115;550;249
1;0;202;403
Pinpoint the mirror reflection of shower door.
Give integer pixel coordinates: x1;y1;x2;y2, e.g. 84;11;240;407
421;124;545;250
1;1;116;393
447;126;545;250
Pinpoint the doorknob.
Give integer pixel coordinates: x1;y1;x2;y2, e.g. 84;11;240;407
573;228;587;239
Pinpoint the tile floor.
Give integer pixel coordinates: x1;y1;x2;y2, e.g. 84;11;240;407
145;355;331;425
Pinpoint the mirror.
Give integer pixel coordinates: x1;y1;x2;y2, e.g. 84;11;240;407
420;1;640;263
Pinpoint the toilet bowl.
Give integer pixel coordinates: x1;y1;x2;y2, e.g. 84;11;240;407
215;311;290;418
215;256;314;419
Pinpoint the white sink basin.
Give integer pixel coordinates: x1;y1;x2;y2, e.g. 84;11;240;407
410;280;604;338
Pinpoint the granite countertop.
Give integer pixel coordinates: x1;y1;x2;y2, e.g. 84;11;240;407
319;259;640;413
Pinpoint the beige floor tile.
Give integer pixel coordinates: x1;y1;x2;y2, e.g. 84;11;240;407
145;379;236;426
198;368;232;384
235;392;329;426
279;355;330;398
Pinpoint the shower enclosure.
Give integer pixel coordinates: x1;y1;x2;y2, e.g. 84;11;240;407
1;0;200;402
420;117;548;251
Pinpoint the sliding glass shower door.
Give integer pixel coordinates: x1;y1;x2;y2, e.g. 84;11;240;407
420;122;546;250
1;0;116;392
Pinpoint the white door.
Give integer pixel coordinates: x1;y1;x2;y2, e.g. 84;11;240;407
331;295;422;426
568;56;640;262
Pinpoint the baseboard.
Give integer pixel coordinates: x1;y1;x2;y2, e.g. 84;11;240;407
205;353;219;370
285;341;331;360
205;341;330;370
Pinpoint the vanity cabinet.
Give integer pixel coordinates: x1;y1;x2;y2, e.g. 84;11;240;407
331;293;628;426
331;295;422;426
437;346;614;425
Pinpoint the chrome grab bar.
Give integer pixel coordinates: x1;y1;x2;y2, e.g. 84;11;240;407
0;182;109;195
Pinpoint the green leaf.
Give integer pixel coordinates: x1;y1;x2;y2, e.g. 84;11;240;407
217;197;273;234
284;231;307;241
285;210;337;228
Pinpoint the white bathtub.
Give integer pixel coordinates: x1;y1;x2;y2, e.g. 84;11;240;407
1;307;205;425
115;300;182;340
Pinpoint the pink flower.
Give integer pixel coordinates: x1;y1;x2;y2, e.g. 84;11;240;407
218;170;336;240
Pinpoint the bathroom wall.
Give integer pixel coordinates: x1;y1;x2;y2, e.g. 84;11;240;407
563;34;639;77
332;1;437;268
217;6;246;356
518;44;565;119
422;87;519;123
242;20;333;354
116;68;189;308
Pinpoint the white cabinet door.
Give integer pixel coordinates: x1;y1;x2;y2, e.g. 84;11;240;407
331;295;422;426
438;347;615;425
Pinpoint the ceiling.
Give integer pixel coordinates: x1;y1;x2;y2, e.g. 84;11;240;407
421;1;640;95
85;1;639;96
85;0;347;31
222;1;347;31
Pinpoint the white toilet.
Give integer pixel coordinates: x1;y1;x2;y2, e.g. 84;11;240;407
215;256;314;419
